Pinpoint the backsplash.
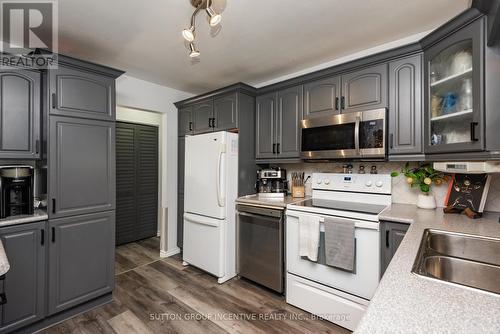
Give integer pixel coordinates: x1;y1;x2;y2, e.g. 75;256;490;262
276;162;500;212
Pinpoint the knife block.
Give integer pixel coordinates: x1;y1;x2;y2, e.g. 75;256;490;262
292;185;305;198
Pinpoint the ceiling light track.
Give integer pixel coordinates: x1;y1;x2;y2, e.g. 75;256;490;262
182;0;222;58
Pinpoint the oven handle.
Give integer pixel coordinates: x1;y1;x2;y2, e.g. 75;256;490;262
354;115;361;154
286;211;380;230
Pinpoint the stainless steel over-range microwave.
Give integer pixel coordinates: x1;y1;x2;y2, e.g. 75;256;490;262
300;108;387;160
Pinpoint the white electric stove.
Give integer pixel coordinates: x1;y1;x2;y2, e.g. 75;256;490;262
285;173;391;331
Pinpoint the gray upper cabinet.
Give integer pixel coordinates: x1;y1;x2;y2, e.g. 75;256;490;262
214;93;238;131
178;107;193;136
255;93;277;159
304;76;341;118
49;116;115;218
380;221;409;276
192;99;214;134
277;86;302;158
0;69;41;159
341;63;388;113
0;221;45;334
48;211;115;315
424;17;484;154
389;54;423;155
50;65;115;121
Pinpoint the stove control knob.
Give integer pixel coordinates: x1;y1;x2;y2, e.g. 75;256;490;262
324;179;331;185
375;181;384;188
365;180;373;187
316;179;322;184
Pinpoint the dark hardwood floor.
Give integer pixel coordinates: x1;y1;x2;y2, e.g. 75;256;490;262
42;237;350;334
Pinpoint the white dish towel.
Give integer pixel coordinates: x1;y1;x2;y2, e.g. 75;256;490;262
298;215;321;262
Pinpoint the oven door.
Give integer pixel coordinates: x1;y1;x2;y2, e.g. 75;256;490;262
300;113;358;159
285;209;380;300
359;108;386;158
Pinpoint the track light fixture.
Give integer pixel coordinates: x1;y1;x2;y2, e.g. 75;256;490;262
189;42;200;58
182;0;222;57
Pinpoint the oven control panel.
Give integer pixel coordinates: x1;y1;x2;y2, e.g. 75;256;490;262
312;173;391;194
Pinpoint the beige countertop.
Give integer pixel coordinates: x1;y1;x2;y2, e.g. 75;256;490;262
236;194;309;209
0;209;48;228
356;203;500;333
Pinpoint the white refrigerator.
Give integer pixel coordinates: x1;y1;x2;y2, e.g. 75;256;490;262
183;131;238;284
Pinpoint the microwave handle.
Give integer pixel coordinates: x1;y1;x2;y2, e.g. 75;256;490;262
354;115;361;154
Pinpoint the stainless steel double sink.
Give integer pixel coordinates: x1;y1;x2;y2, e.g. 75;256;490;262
412;229;500;295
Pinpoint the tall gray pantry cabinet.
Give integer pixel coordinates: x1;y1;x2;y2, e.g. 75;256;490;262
175;83;257;248
46;59;123;315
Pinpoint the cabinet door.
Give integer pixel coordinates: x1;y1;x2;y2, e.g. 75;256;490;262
49;116;115;218
342;63;388;113
303;76;341;118
389;55;423;155
255;93;277;159
214;93;238;131
424;18;484;154
50;65;115;121
178;107;193;136
192;99;214;134
177;193;184;248
277;86;302;158
178;136;186;193
48;211;115;315
380;221;409;276
0;69;41;159
0;221;45;333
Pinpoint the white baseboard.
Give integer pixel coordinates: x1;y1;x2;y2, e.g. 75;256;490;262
160;247;180;258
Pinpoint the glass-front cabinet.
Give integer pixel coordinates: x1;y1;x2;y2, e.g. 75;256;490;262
424;18;484;153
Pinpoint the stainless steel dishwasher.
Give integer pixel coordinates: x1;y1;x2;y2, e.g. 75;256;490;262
236;204;284;293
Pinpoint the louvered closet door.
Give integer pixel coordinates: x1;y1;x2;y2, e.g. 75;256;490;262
116;122;158;245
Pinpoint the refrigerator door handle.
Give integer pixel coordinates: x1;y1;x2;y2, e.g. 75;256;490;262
216;145;226;207
184;213;221;227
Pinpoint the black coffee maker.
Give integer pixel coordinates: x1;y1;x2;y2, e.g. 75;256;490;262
0;166;34;219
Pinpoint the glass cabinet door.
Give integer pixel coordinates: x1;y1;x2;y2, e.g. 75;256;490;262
425;18;483;153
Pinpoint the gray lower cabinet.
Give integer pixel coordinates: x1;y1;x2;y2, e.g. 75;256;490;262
389;54;423;155
178;107;193;136
0;221;45;333
303;76;341;118
0;69;41;159
192;99;214;134
255;93;277;159
380;221;409;276
341;63;388;113
48;211;115;315
49;116;115;219
214;93;238;131
277;86;302;158
50;65;115;121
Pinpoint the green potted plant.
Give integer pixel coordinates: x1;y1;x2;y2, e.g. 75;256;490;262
391;163;448;209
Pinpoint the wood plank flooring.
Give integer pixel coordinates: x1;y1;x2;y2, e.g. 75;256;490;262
42;237;350;334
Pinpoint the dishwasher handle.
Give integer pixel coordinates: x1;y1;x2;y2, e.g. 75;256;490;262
236;204;283;219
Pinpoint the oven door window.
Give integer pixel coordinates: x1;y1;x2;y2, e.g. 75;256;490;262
359;119;384;149
302;123;356;151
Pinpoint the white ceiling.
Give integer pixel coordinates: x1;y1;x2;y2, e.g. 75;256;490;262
57;0;470;93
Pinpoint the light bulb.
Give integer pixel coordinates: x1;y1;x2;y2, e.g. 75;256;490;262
182;26;195;42
206;7;222;27
189;43;200;58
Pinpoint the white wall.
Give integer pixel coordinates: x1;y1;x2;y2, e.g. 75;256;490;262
116;75;193;256
252;30;432;88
